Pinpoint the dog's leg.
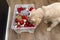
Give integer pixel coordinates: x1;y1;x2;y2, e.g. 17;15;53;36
47;21;58;31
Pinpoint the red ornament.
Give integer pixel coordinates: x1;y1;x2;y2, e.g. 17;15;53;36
30;24;34;27
15;18;19;23
21;15;28;21
19;20;24;25
24;21;30;27
16;25;20;28
24;24;28;27
26;21;29;25
21;15;26;19
29;7;33;11
17;7;23;13
25;18;28;21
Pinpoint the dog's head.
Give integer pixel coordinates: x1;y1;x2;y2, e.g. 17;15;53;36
28;8;44;26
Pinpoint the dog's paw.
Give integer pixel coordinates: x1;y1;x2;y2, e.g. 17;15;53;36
47;28;51;32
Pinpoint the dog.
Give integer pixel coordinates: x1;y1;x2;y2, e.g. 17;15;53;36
28;2;60;31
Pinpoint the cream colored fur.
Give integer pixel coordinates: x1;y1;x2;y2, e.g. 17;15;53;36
29;2;60;31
